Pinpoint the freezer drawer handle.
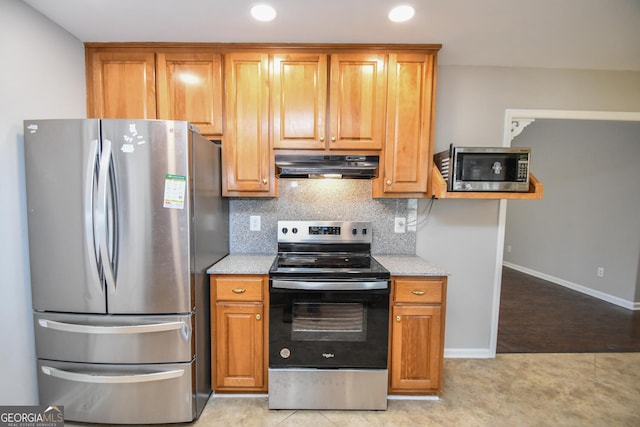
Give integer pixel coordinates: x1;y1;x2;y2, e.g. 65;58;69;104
38;319;184;335
41;366;184;384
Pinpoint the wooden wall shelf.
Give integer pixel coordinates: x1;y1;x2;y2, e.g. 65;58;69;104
430;165;544;200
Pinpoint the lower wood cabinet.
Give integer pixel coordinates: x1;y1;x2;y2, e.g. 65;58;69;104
389;276;447;395
210;273;447;395
210;275;268;392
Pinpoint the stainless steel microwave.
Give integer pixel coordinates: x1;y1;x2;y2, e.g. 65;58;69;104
434;145;531;192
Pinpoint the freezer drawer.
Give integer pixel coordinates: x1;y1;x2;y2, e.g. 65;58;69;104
37;360;196;424
34;312;193;364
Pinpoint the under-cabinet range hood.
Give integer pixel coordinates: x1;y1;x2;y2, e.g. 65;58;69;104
275;154;379;179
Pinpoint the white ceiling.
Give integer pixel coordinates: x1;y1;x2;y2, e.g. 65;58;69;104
23;0;640;71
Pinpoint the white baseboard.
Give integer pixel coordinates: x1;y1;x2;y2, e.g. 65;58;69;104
503;262;639;311
444;348;494;359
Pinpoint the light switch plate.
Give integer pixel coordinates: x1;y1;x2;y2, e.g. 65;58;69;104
250;215;261;231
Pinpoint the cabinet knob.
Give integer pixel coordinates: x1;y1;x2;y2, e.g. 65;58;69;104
232;289;246;294
412;290;426;296
386;180;392;186
319;136;325;142
331;136;336;142
262;178;268;185
396;315;401;322
256;314;261;321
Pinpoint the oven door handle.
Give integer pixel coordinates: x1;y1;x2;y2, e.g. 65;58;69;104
271;279;388;291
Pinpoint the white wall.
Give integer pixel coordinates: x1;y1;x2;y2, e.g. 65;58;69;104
419;66;640;357
0;0;85;404
506;120;640;306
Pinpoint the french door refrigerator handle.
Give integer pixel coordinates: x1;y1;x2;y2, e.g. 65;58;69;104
37;319;185;334
40;366;184;384
85;139;103;295
97;138;117;295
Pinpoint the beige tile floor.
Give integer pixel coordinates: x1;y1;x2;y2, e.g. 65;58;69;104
197;353;640;427
62;353;639;426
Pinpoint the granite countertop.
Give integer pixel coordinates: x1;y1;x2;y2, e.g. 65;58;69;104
206;254;275;275
373;255;449;277
207;253;448;277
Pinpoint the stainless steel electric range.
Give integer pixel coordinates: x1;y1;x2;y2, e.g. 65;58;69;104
268;220;390;410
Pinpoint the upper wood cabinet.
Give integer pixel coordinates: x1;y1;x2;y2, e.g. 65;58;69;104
156;51;223;136
87;50;157;119
86;43;441;198
272;52;386;151
86;46;224;138
223;52;275;197
271;53;328;150
328;53;386;151
374;52;437;198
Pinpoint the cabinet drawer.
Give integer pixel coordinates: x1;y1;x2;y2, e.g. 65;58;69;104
394;279;443;303
215;277;264;301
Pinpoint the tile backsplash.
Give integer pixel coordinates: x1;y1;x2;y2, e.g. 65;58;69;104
229;179;416;254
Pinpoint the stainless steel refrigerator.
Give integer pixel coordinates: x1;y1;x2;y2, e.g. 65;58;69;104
24;119;229;424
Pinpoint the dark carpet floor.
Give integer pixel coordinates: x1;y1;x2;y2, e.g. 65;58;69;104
497;266;640;353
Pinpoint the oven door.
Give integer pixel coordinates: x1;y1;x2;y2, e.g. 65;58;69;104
269;279;389;369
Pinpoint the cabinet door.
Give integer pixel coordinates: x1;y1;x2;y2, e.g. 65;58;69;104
376;53;436;197
272;53;327;150
156;52;223;136
215;303;265;390
390;304;442;393
87;50;156;119
328;53;386;150
223;53;275;196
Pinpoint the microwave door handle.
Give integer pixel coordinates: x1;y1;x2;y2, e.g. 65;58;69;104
84;139;103;295
96;139;117;295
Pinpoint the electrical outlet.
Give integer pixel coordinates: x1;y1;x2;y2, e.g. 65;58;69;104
507;245;512;253
249;215;261;231
597;267;604;277
394;217;406;233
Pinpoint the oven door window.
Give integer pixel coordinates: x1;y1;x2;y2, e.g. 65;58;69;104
269;287;389;369
292;301;366;342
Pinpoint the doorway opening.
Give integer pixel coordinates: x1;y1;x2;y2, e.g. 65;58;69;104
490;109;640;355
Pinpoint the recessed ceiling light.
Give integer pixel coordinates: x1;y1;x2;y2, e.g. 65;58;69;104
251;4;277;22
388;5;415;23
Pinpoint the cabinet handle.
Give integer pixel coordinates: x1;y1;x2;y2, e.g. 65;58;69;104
412;290;426;296
319;136;325;142
232;289;246;294
331;136;336;142
262;178;268;185
386;180;392;186
256;314;261;321
396;315;401;322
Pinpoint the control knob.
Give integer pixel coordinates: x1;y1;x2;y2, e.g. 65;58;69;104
281;227;288;234
280;348;291;359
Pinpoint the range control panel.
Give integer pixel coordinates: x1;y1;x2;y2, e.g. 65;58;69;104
277;221;372;244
